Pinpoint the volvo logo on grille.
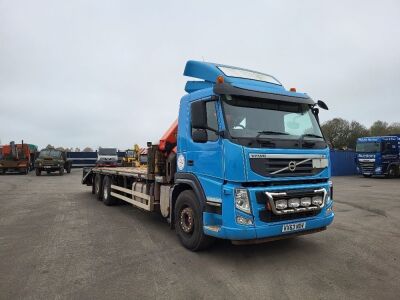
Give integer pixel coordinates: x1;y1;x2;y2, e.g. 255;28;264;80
288;161;296;172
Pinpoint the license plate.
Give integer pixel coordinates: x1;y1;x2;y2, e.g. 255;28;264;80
44;166;51;169
282;222;306;233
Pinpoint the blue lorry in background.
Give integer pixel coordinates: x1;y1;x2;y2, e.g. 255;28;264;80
82;61;334;250
356;136;400;177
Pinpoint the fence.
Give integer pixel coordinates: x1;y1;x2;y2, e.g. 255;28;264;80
68;150;358;176
330;150;357;176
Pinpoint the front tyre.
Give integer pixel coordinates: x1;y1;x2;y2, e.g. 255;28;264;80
174;190;214;251
59;167;64;176
35;168;41;176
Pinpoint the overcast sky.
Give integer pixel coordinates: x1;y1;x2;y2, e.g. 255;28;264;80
1;0;399;150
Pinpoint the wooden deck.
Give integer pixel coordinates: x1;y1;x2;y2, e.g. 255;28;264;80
93;166;154;180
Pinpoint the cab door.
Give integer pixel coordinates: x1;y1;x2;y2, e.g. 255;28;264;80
186;99;224;180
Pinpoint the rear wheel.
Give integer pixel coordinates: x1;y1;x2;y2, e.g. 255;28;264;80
35;168;41;176
174;190;215;251
102;176;117;206
94;174;103;200
386;166;398;178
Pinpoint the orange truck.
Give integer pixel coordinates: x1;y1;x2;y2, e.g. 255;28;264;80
0;141;38;174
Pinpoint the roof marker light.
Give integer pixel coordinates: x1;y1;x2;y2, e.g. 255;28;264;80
216;75;225;84
290;87;297;92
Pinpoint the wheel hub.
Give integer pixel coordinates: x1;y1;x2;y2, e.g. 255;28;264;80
180;207;194;233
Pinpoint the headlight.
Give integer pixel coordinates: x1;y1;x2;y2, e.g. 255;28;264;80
326;181;333;205
300;197;312;207
235;189;251;214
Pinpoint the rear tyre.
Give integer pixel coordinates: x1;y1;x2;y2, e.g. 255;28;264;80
91;176;96;194
35;168;41;176
386;166;398;178
174;190;215;251
94;174;103;200
102;176;117;206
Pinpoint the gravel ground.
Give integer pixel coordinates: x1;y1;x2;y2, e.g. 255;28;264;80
0;169;399;299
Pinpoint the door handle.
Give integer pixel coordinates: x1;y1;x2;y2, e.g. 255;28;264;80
187;160;194;166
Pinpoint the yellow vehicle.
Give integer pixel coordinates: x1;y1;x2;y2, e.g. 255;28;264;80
122;145;140;167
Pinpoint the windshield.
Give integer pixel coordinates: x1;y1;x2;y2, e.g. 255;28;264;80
222;96;324;143
99;148;117;156
356;142;381;153
39;149;62;158
126;150;134;157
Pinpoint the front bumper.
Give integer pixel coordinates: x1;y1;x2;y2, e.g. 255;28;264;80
203;182;334;241
36;165;61;171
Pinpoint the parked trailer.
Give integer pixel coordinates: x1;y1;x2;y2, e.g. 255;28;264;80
82;61;335;251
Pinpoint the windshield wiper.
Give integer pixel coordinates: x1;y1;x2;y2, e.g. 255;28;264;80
257;131;290;137
300;133;323;139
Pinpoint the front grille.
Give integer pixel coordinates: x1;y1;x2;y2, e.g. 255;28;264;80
249;156;325;177
359;162;374;173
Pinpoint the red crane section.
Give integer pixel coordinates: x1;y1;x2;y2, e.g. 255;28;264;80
158;119;178;154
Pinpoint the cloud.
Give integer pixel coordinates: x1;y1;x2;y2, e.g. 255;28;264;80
1;0;399;149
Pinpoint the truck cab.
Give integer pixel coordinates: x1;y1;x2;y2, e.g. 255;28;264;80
172;61;334;247
96;148;118;167
34;148;72;176
356;136;400;177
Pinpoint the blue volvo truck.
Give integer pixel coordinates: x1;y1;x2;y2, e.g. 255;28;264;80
356;136;400;177
82;61;334;251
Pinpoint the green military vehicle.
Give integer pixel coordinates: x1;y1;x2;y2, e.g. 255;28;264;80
34;148;72;176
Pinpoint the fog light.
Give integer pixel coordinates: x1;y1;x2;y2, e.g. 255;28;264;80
375;167;382;173
275;199;288;210
300;197;312;207
236;215;253;225
326;206;333;216
312;196;323;206
288;198;300;208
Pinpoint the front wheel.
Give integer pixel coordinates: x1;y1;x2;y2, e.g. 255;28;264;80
35;168;41;176
174;190;214;251
59;167;64;176
66;164;71;174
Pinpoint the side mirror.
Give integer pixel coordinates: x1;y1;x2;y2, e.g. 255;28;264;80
317;100;329;110
191;101;207;129
192;129;208;143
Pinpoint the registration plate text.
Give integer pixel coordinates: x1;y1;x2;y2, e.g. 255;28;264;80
282;222;306;233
